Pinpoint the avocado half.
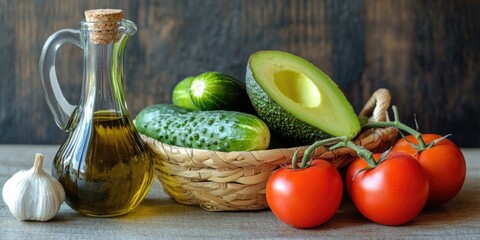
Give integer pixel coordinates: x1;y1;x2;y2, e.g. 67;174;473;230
245;50;361;145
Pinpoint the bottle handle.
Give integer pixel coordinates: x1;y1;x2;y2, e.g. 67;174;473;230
39;29;82;131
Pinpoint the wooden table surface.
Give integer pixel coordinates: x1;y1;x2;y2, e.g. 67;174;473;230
0;145;478;239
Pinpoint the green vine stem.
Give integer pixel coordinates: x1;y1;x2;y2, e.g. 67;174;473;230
292;136;347;169
293;136;378;169
330;141;377;168
294;105;436;170
363;105;427;149
293;135;380;169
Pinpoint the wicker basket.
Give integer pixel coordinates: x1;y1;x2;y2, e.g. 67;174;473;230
141;88;398;211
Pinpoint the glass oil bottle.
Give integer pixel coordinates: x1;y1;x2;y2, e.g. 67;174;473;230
39;9;155;217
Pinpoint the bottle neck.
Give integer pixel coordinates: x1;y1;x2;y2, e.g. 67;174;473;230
81;40;128;117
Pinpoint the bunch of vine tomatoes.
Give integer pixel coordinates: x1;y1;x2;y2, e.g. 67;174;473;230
266;111;466;229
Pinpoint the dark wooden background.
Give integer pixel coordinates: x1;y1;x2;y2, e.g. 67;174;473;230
1;0;479;147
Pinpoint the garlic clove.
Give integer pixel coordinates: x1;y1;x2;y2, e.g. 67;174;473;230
2;153;65;221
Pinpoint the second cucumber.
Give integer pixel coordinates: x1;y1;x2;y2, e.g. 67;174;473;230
189;72;255;113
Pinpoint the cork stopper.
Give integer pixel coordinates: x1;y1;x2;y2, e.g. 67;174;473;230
84;9;123;44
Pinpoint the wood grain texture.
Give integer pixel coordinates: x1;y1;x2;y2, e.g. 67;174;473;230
0;0;479;146
1;145;479;238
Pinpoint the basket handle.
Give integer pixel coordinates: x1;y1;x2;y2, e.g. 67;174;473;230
359;88;391;122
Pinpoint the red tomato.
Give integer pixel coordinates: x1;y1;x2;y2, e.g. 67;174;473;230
392;134;466;206
266;159;343;228
346;152;429;226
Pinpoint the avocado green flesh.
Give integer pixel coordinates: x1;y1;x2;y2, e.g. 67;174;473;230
274;70;321;108
246;50;361;144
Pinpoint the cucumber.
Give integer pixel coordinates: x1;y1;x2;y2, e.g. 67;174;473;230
189;71;255;113
172;76;198;110
135;108;270;152
135;104;191;126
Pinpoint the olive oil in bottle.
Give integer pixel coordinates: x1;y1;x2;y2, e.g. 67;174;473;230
53;111;154;217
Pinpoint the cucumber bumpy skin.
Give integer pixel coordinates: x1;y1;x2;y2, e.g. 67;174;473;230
135;108;270;152
135;104;191;125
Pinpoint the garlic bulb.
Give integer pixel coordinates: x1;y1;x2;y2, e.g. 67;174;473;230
2;153;65;221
